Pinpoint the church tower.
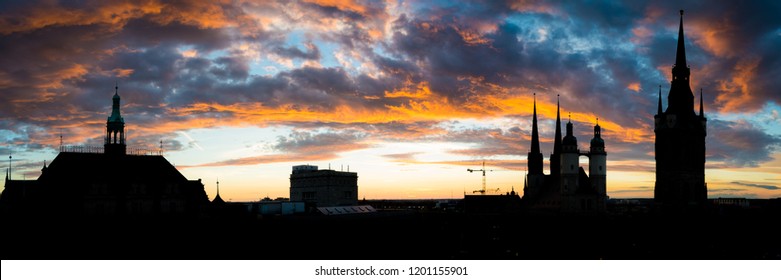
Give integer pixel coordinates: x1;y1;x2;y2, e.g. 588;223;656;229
560;116;579;196
105;85;126;155
524;93;545;199
589;119;606;197
654;10;707;211
528;93;543;175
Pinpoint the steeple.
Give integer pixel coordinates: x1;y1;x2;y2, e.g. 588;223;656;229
212;178;225;204
675;10;687;71
108;84;124;123
531;93;540;155
590;118;605;150
657;85;663;115
105;84;126;155
553;95;562;154
528;93;543;175
563;113;577;147
699;88;704;117
667;10;695;116
550;94;563;176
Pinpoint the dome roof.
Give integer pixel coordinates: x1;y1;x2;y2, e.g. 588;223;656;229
590;137;604;147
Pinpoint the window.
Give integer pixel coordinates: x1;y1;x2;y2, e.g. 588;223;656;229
599;166;602;171
343;191;353;199
302;192;316;200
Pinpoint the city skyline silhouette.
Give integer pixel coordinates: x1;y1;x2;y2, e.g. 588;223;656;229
1;1;781;262
1;1;780;203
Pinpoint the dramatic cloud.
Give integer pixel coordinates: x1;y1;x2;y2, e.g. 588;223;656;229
707;119;781;167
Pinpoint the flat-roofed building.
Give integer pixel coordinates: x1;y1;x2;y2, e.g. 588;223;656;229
289;165;358;207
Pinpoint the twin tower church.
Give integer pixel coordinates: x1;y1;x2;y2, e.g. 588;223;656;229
1;10;707;217
523;10;707;213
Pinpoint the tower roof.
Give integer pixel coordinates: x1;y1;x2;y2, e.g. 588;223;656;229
212;179;225;204
553;95;562;154
530;93;541;154
563;114;577;146
667;9;695;116
108;85;124;123
675;10;687;69
590;118;604;148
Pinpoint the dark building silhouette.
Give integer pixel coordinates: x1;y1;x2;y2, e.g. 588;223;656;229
289;165;358;207
463;189;521;214
523;94;607;213
0;86;209;219
654;10;708;212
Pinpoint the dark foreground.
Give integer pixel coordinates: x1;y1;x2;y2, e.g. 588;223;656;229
2;210;779;260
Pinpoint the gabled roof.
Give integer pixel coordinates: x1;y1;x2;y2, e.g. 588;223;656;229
39;152;188;183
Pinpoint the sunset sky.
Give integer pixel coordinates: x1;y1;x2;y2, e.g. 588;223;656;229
1;0;780;201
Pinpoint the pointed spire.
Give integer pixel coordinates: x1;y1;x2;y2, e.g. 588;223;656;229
212;178;225;204
530;93;541;154
658;85;663;115
553;94;562;154
699;88;704;117
675;10;687;69
524;172;527;189
550;94;563;177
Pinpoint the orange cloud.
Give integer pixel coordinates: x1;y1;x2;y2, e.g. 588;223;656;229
689;18;738;58
384;81;432;99
508;0;557;14
627;82;641;92
111;68;135;77
0;0;250;36
304;0;368;15
0;1;164;35
715;57;760;113
453;26;493;46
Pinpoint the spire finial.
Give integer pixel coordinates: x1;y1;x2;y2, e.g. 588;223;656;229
568;112;571;123
216;178;220;195
596;117;599;126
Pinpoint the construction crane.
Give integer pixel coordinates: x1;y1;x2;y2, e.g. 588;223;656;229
468;161;493;195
